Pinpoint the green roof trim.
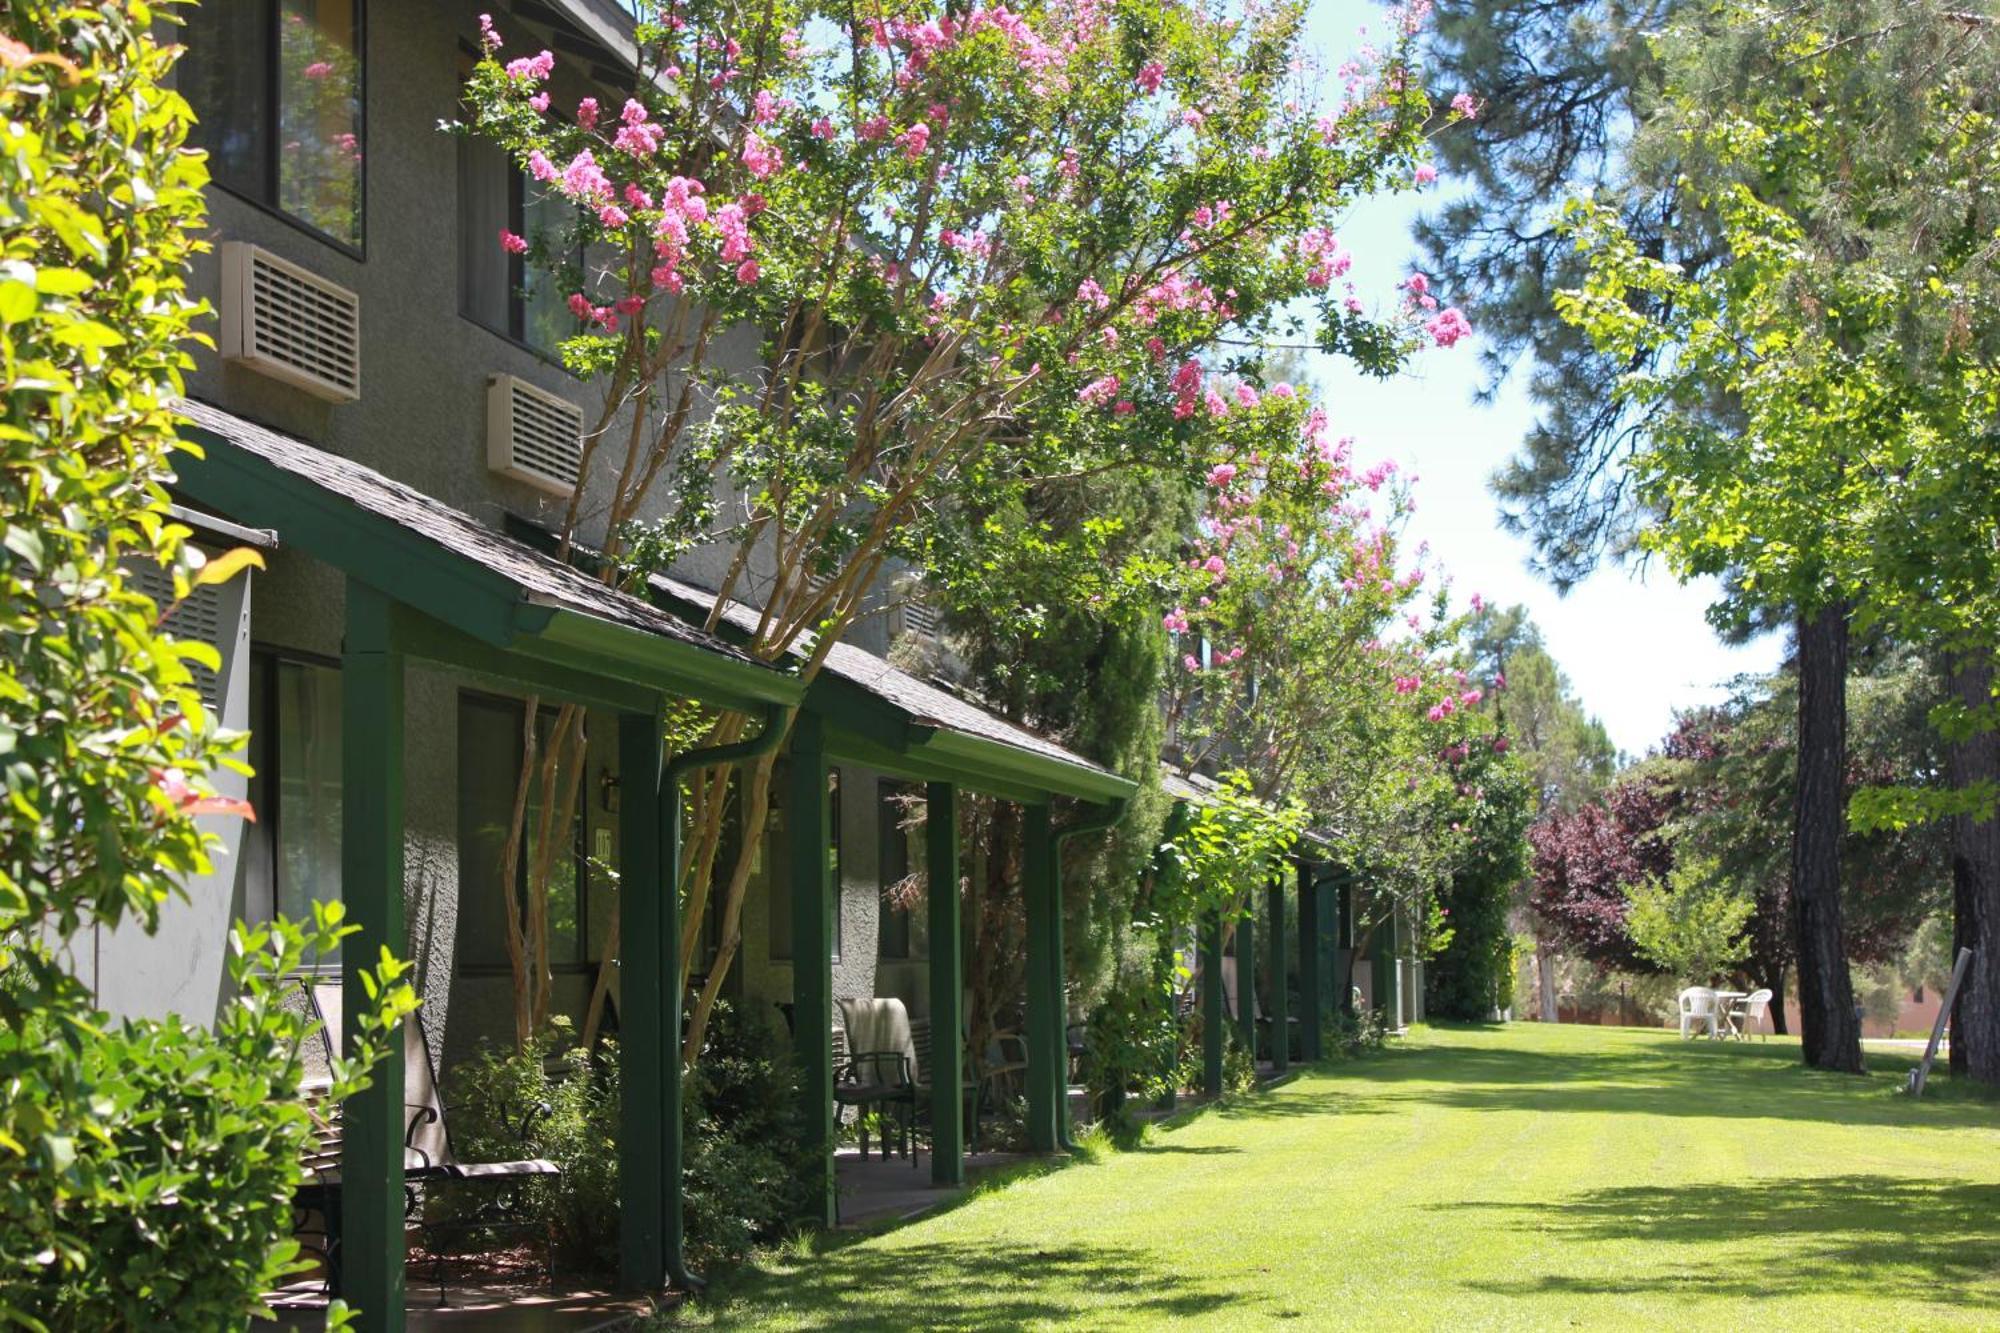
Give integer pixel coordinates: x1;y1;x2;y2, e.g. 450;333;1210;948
172;404;801;716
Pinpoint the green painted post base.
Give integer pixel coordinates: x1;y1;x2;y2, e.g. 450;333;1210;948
1024;805;1060;1152
927;782;965;1185
1266;874;1288;1073
340;581;406;1331
789;715;836;1224
1298;860;1321;1063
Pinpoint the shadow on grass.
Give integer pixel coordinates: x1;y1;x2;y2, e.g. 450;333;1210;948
1453;1174;2000;1308
689;1237;1247;1330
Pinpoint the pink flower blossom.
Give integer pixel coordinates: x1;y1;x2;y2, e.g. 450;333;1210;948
736;259;761;284
1493;671;1507;690
1394;676;1422;694
528;92;550;113
858;115;890;141
504;50;555;81
1414;163;1437;186
811;116;835;140
897;122;931;159
498;229;527;255
527;149;556;182
742;132;782;179
1203;388;1228;417
1492;737;1510;753
1077;374;1121;407
1451;92;1482;119
1207;463;1238;488
1470;592;1485;612
1460;689;1484;707
1427;307;1473;348
303;61;334;80
614;295;645;316
1235;382;1259;409
478;12;503;51
1076;278;1110;310
1405;272;1430;296
1163;609;1190;633
1203;555;1227;577
577;97;599;129
1136;61;1166;93
1269;382;1295;399
1183;654;1201;673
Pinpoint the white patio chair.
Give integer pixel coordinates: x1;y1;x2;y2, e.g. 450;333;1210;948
1729;988;1774;1041
1677;987;1719;1040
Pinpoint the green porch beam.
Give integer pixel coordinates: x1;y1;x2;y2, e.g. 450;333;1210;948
1266;873;1288;1073
1022;804;1060;1152
926;782;965;1185
617;712;666;1291
788;713;836;1224
339;580;406;1330
1236;893;1257;1061
1297;859;1321;1063
1201;911;1224;1098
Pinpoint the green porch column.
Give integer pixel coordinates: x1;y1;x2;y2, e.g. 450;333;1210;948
788;714;836;1223
1235;893;1257;1061
617;711;666;1290
1048;835;1075;1148
1297;860;1320;1063
340;580;406;1329
1201;911;1224;1097
1266;873;1288;1072
1333;874;1354;1017
926;782;965;1184
1372;906;1400;1027
1022;804;1060;1152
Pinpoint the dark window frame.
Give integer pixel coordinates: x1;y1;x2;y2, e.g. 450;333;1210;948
454;689;592;978
187;0;370;260
245;643;345;973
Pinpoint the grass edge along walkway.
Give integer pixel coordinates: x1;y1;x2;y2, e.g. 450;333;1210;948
666;1023;2000;1331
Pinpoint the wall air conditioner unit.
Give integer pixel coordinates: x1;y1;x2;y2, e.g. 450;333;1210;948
219;242;361;402
895;601;941;642
486;374;585;498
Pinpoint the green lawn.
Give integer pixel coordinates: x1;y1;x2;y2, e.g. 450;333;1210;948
675;1023;2000;1330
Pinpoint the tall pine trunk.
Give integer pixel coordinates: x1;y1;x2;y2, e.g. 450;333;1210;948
1791;601;1863;1072
1946;655;2000;1084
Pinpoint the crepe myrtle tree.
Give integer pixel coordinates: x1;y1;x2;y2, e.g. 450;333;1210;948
463;0;1478;1058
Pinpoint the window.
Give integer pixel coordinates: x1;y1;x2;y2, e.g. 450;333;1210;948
243;652;344;960
877;782;920;960
456;694;586;972
457;50;579;355
182;0;366;251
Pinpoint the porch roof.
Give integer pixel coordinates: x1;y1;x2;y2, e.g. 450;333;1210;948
172;399;802;715
649;572;1135;805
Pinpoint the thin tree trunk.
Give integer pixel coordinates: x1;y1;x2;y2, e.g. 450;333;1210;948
1946;654;2000;1084
1791;602;1863;1072
1769;963;1789;1036
1536;938;1558;1022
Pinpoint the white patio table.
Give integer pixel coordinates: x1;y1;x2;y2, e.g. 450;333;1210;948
1711;991;1747;1038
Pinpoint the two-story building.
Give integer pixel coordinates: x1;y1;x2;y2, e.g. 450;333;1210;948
79;1;1138;1323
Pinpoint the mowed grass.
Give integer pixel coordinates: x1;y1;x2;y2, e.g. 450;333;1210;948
671;1023;2000;1330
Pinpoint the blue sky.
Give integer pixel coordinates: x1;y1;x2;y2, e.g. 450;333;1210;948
1296;2;1783;758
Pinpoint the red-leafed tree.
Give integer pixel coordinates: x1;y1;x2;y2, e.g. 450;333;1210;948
1527;773;1674;974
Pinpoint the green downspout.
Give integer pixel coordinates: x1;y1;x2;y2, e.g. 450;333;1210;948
656;703;795;1292
1051;798;1127;1152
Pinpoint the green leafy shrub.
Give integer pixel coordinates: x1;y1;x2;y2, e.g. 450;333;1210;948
438;1028;621;1272
1323;1004;1387;1058
683;1002;812;1272
0;908;413;1329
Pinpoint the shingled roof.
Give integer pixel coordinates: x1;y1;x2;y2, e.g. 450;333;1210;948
176;399;758;665
649;571;1125;787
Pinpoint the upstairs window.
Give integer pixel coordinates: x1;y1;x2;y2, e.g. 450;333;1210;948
457;49;580;356
182;0;366;252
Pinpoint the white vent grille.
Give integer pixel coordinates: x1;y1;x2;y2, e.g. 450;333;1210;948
897;602;941;641
127;563;224;713
219;242;361;401
487;375;584;497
